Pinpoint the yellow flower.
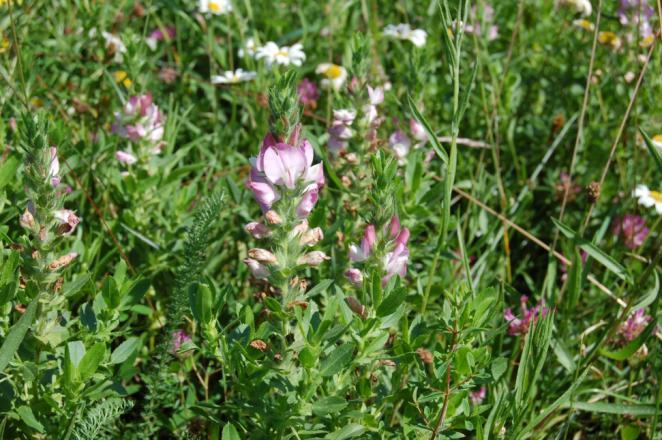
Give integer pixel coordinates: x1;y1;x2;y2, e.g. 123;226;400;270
30;97;44;108
598;31;621;50
0;36;9;54
572;19;594;32
315;63;347;91
640;34;655;48
113;70;133;88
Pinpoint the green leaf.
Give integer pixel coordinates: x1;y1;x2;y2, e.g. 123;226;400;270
551;218;631;282
639;128;662;172
110;337;140;364
569;401;657;417
491;357;508;380
320;343;355;377
634;271;658;310
600;320;657;361
78;343;106;381
376;287;407;317
299;346;317;369
189;283;213;324
621;425;640;440
0;295;39;373
312;396;348;416
222;422;241;440
102;277;121;309
325;423;365;440
305;279;334;299
407;95;448;164
0;156;20;190
16;406;44;433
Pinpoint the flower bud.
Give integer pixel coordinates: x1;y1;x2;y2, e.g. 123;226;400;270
290;220;309;238
47;252;78;271
300;227;323;247
245;221;271;239
265;210;283;225
297;251;329;266
344;268;363;286
53;209;81;235
20;209;36;230
250;339;268;352
248;248;278;265
244;258;270;279
345;296;367;319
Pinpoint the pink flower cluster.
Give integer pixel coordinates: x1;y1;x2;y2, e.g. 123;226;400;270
297;78;319;108
328;109;356;154
618;309;652;342
465;4;499;41
170;330;192;355
388;119;428;163
346;216;410;286
470;387;486;405
503;295;549;336
113;94;165;163
146;26;176;51
612;214;648;250
247;127;325;215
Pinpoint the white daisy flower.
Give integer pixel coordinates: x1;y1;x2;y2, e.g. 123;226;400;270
633;185;662;215
211;69;257;84
383;23;427;47
199;0;232;15
315;63;347;91
238;37;257;58
255;42;306;67
560;0;592;16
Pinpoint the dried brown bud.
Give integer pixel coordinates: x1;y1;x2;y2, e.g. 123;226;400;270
345;296;367;319
379;359;396;367
416;348;434;364
300;227;323;247
274;353;283;362
286;300;309;310
265;210;283;225
250;339;268;352
586;181;601;203
47;252;78;271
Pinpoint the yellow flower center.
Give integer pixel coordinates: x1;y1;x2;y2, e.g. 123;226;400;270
652;134;662;143
323;65;343;79
209;1;221;12
598;32;618;46
577;20;593;31
113;70;132;88
275;50;289;57
650;191;662;203
640;34;654;48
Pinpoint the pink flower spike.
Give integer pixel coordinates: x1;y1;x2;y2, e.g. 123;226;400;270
613;214;649;250
263;143;308;189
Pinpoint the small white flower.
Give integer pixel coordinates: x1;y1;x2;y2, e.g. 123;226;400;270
211;69;257;84
561;0;592;16
633;185;662;215
89;29;127;62
255;42;306;68
383;23;427;47
315;63;347;91
199;0;232;15
238;37;257;58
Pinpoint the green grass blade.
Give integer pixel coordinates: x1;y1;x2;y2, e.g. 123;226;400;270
0;295;39;373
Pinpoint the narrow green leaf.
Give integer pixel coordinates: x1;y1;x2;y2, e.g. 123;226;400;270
16;406;44;433
305;279;333;299
325;423;365;440
320;343;355;377
0;156;20;190
407;94;449;164
569;401;657;417
0;295;39;373
552;218;631;282
78;343;106;381
312;396;348;416
376;287;407;317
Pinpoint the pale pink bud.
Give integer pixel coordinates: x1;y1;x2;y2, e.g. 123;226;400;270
290;220;310;238
410;119;428;142
297;251;329;266
245;221;271;239
244;258;270;279
248;248;278;264
300;227;323;246
20;209;36;230
345;268;363;286
265;210;283;225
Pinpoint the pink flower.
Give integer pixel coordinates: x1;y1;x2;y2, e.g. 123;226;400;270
296;185;319;218
349;224;376;262
332;109;356;125
389;130;411;161
170;330;192;354
410;119;428;143
298;78;319;107
504;295;548;336
618;309;652;342
146;26;176;50
382;242;409;285
244;258;270;279
115;150;138;165
113;93;165;148
245;221;271;239
53;209;81;235
470;387;486;405
612;214;649;250
345;268;364;286
248;127;323;215
328;109;357;154
368;86;384;105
